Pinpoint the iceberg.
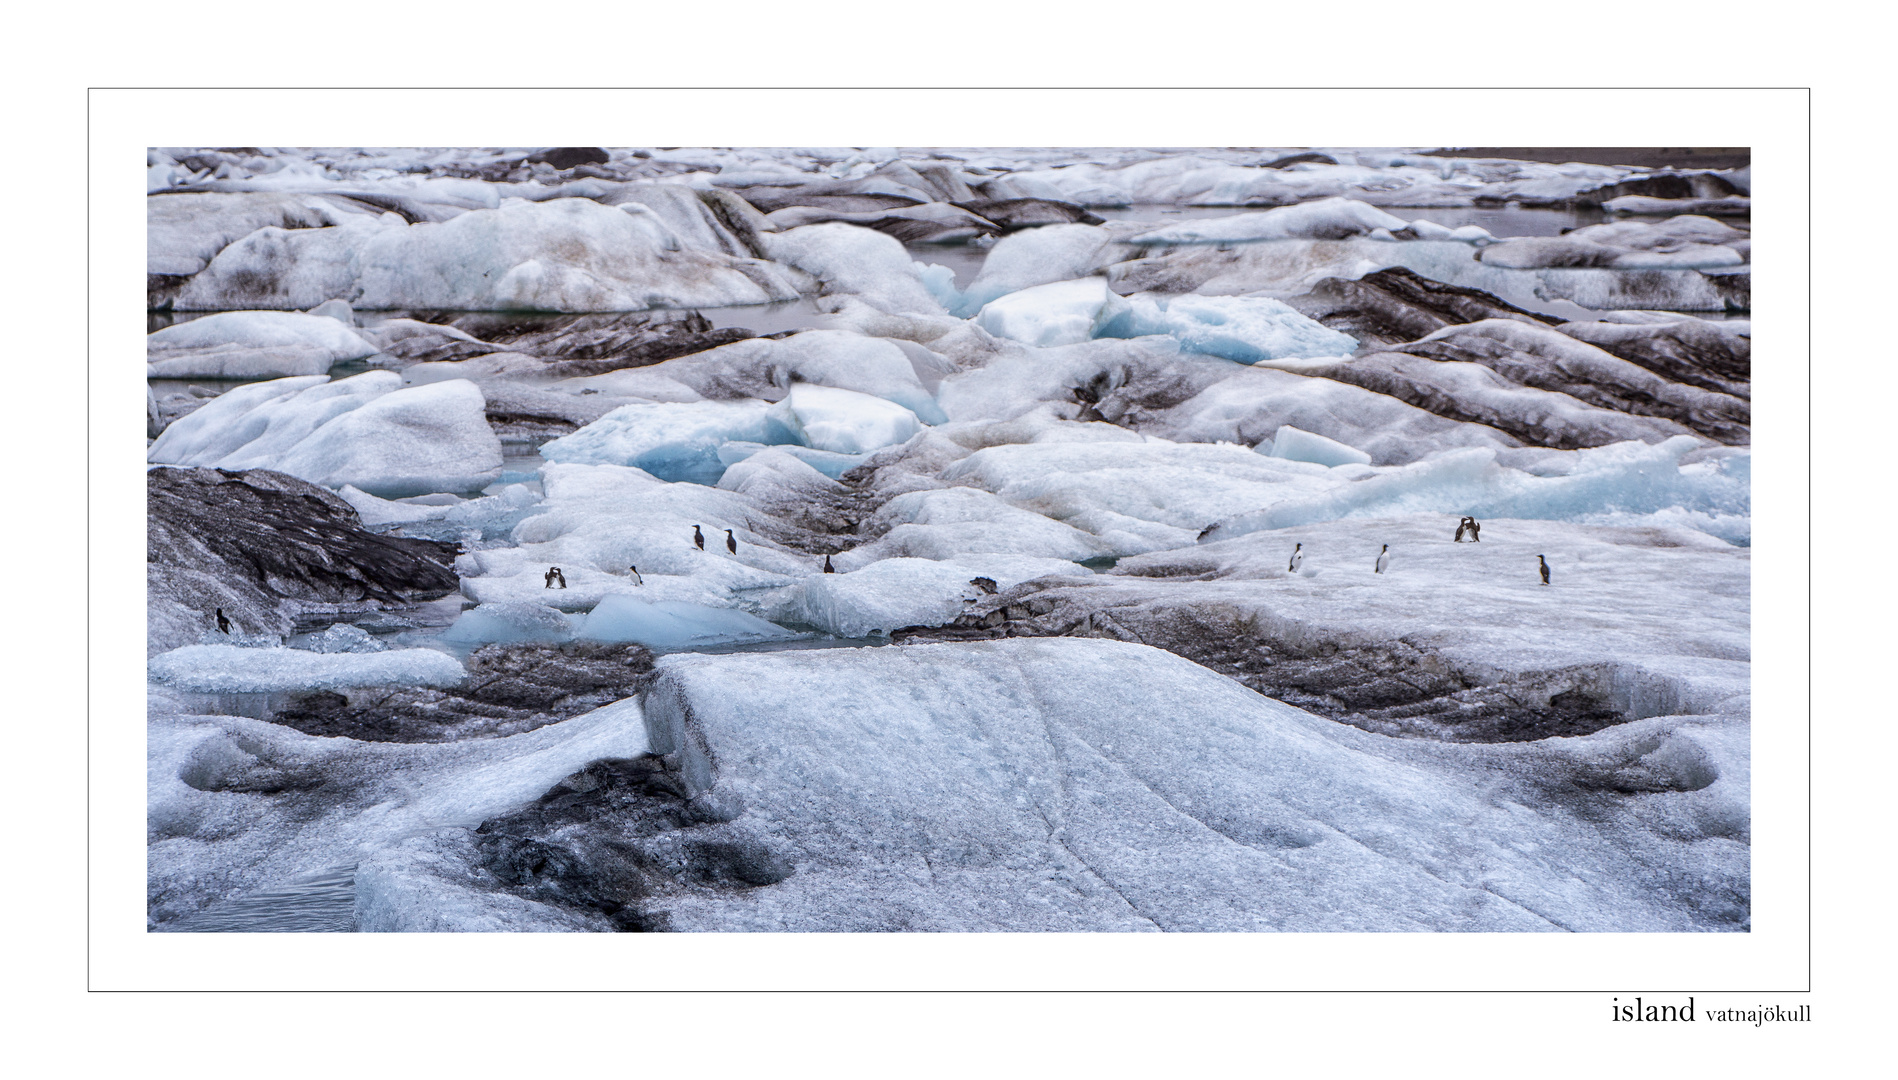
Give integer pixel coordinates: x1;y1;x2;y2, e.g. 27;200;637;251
1262;425;1374;467
769;383;923;456
538;399;800;485
147;310;382;378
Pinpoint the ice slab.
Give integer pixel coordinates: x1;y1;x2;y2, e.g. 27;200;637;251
576;596;798;649
1262;425;1373;467
767;554;1083;638
148;644;464;692
538;399;799;485
762;222;947;315
974;277;1129;347
147;310;381;378
1126;197;1409;245
441;602;577;646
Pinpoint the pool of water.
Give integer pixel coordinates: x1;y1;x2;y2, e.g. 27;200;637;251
160;865;359;933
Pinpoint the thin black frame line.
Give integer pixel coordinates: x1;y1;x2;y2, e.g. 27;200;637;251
100;96;1806;986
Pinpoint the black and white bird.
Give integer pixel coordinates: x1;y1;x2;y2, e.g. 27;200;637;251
1287;543;1303;573
629;566;643;586
823;555;836;574
215;608;232;634
692;525;706;551
725;529;738;555
1454;517;1471;542
552;567;568;589
1536;554;1550;586
543;567;558;589
1374;544;1390;574
1467;517;1481;542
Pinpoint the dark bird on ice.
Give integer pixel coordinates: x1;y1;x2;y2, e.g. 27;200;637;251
543;567;558;588
823;555;836;574
1374;544;1390;574
1454;517;1470;542
693;525;705;551
1536;554;1550;586
1287;543;1304;573
629;566;643;586
215;608;231;634
553;567;568;589
725;529;738;555
969;576;998;595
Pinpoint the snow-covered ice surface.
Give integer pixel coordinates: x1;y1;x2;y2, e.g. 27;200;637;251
146;146;1752;933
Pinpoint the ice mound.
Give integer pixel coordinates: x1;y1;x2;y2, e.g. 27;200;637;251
538;400;799;485
146;373;504;497
1478;236;1744;271
148;644;464;692
1262;425;1373;467
149;695;653;929
175;198;800;312
770;383;923;456
638;329;946;421
953;224;1119;315
146;191;366;276
761;222;947;315
1125;197;1408;245
1203;436;1750;542
441;603;577;646
301;623;387;654
147;310;382;378
1097;293;1359;362
974;277;1129;347
768;555;1083;638
849;486;1113;564
716;441;865;480
576;596;798;649
622;638;1746;931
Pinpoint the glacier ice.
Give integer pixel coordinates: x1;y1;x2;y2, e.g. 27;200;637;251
761;222;947;315
538;399;799;485
766;555;1084;637
769;382;923;456
441;602;577;646
1124;197;1409;245
148;644;464;692
1097;293;1359;363
146;372;504;497
974;276;1129;347
147;310;381;378
576;596;798;649
1262;424;1374;467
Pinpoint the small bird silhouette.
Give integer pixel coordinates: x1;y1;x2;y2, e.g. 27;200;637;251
1536;554;1551;586
1374;544;1390;574
725;529;737;555
693;525;705;551
543;567;558;589
1287;543;1303;573
553;567;567;589
215;608;232;634
629;565;643;586
823;555;836;573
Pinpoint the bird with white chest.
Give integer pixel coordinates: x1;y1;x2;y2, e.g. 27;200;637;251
1374;544;1391;574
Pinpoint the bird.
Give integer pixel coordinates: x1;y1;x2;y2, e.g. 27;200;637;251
215;608;231;634
1454;517;1470;542
823;555;836;574
1374;544;1390;574
969;576;998;595
1467;517;1481;542
693;525;705;551
1287;543;1303;573
725;529;738;555
1536;554;1550;586
543;567;558;589
553;567;568;589
629;566;643;586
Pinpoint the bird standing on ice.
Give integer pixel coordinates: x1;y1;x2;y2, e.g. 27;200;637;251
1287;543;1303;573
552;567;568;589
628;566;643;586
823;555;836;573
215;608;232;634
1536;554;1550;585
543;567;558;588
1374;544;1390;574
693;525;706;551
725;529;738;555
